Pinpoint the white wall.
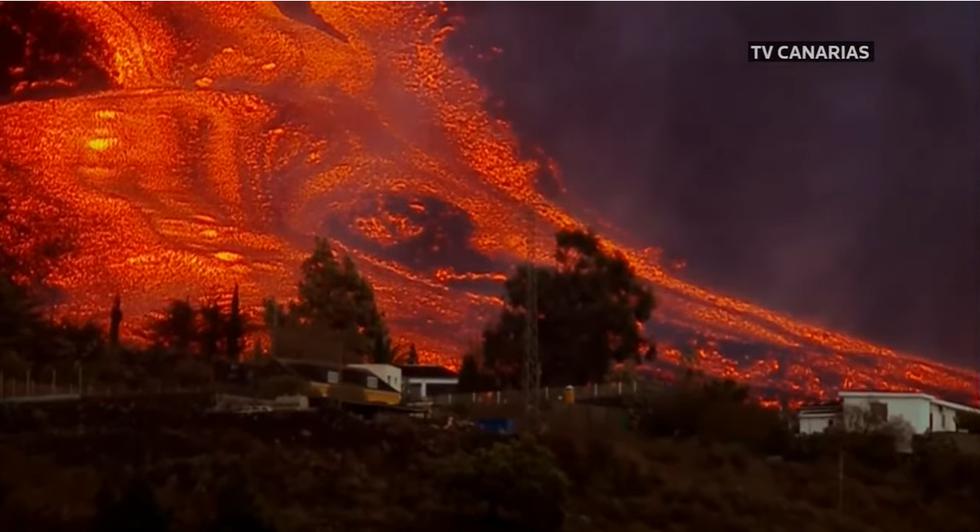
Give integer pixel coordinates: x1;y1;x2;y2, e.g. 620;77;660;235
349;364;402;391
799;415;836;434
930;403;959;432
841;395;931;434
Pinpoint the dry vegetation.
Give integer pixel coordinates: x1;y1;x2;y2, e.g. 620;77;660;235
1;385;979;532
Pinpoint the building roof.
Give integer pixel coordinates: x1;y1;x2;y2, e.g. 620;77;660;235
798;400;842;417
397;365;458;380
838;390;980;413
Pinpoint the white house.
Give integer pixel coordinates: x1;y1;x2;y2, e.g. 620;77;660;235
397;365;459;400
798;402;843;434
798;390;980;435
347;364;402;392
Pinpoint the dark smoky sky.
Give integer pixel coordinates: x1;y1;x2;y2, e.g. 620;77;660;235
447;2;980;367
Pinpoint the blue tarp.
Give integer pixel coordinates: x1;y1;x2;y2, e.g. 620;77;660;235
474;418;515;435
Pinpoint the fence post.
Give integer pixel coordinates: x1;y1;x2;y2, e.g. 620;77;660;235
26;368;31;396
632;380;637;394
52;369;56;395
472;391;476;403
78;367;83;397
593;383;598;398
495;390;501;405
617;381;622;396
448;393;453;405
545;387;549;400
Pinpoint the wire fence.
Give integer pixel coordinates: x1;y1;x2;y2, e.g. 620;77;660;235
0;369;213;403
426;380;661;407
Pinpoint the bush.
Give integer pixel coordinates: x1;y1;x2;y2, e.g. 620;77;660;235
93;477;171;532
956;411;980;434
174;358;213;388
627;378;791;453
256;375;310;399
435;437;568;531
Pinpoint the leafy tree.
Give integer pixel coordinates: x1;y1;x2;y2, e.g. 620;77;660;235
0;275;43;357
151;299;198;357
372;335;394;364
457;353;482;392
482;229;655;387
265;238;392;363
198;299;225;362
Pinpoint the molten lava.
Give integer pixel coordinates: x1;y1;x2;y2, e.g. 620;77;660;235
0;2;975;403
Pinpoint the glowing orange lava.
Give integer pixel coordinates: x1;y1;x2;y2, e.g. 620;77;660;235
0;2;975;403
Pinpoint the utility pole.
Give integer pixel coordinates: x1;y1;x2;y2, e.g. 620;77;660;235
523;206;541;418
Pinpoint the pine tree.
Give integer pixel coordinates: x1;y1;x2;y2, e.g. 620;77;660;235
226;284;244;362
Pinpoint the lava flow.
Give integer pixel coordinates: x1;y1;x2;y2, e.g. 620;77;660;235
0;2;976;403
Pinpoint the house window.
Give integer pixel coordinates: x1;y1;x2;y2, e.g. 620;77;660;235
828;419;834;427
367;376;378;389
327;371;339;384
869;401;888;423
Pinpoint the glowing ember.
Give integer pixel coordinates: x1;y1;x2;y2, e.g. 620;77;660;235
0;2;975;403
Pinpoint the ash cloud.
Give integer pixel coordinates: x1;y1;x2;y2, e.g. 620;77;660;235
447;3;980;366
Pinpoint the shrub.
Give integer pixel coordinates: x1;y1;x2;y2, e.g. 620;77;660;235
627;378;791;453
435;437;568;531
256;375;310;399
956;411;980;434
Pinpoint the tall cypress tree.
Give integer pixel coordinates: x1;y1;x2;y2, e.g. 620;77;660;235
108;294;122;350
406;343;419;365
226;284;243;362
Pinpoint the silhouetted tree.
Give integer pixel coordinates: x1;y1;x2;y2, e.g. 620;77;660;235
372;335;394;364
151;299;198;357
457;353;483;392
198;299;224;361
482;229;655;387
0;274;42;356
406;343;419;365
108;294;122;350
266;237;393;362
226;284;244;362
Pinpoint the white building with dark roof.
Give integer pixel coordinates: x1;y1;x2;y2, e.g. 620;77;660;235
798;390;980;435
397;364;458;400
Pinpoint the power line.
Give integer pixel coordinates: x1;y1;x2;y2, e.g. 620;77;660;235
524;206;540;416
